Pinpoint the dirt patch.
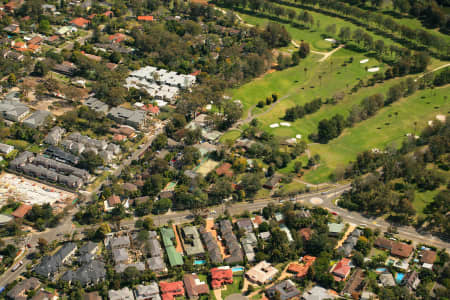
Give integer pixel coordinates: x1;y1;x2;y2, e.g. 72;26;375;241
172;224;184;254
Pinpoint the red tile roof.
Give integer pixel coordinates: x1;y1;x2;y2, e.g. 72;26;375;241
288;255;316;278
159;281;184;300
70;17;90;28
27;44;39;51
48;35;59;42
108;33;127;43
80;51;101;62
12;204;32;218
87;14;97;20
106;62;118;70
420;250;436;264
190;70;201;76
391;242;413;258
332;258;351;281
113;134;127;142
103;11;114;17
211;268;233;289
137;16;154;21
141;104;160;114
107;195;121;207
299;228;312;241
28;36;43;45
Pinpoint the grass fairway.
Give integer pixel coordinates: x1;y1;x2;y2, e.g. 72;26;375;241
220;130;241;143
303;86;450;183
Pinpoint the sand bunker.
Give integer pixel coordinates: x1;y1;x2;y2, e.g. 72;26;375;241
325;38;336;43
360;59;369;64
280;122;291;127
368;67;380;72
296;134;302;139
270;123;279;128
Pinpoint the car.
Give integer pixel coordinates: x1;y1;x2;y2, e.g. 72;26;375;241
210;210;217;215
27;244;31;248
11;261;23;272
331;211;338;216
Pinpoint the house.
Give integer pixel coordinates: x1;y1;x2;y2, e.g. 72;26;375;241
219;220;243;264
112;248;129;264
134;282;161;300
331;258;351;281
374;237;393;250
7;277;40;300
105;195;121;211
0;143;14;155
44;146;79;165
302;286;337;300
159;281;184;300
84;292;102;300
327;223;345;237
11;203;32;218
56;26;77;36
181;226;205;257
34;243;77;278
4;50;24;61
241;232;257;262
110;235;131;249
342;268;365;298
216;162;233;177
299;228;312;241
44;126;65;146
70;17;90;28
84;97;109;114
31;290;58;300
288;255;316;278
199;226;223;264
338;228;361;257
147;256;167;273
47;35;60;44
108;107;147;129
60;260;106;286
403;270;420;290
420;249;436;265
184;274;209;299
138;16;154;21
236;218;253;233
160;227;184;267
280;225;294;243
108;287;135;300
211;267;233;289
79;242;98;256
379;273;396;287
246;261;279;285
391;242;413;259
3;24;20;34
115;262;145;273
141;103;160;115
0;100;30;122
42;4;56;13
266;279;301;300
259;231;271;241
263;175;281;189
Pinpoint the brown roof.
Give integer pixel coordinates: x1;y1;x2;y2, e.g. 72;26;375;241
32;291;56;300
119;126;135;137
391;242;413;258
420;250;436;264
216;162;233;177
84;292;102;300
122;183;138;192
342;268;365;298
12;204;32;218
184;274;209;298
299;228;312;241
48;35;59;42
28;36;43;45
107;195;121;206
374;237;393;249
70;17;90;28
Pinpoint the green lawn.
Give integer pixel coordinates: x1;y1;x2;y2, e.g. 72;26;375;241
221;275;244;299
220;130;241;143
303;86;450;183
413;189;440;217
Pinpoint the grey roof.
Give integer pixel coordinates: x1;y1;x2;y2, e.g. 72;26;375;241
236;219;254;233
23;110;51;129
34;243;77;278
44;126;65;146
259;232;271;240
84;97;109;114
110;236;130;249
7;277;40;299
112;248;129;264
148;238;163;257
199;227;223;264
379;273;396;287
182;226;205;256
241;233;257;246
0;99;30;122
61;260;106;286
79;241;98;255
44;145;79;165
109;287;134;300
108;107;147;129
0;143;14;154
266;279;301;300
78;253;95;264
147;256;166;273
302;286;337;300
115;262;145;273
220;220;243;264
135;282;161;300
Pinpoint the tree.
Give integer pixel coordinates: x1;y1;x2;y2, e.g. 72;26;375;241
241;173;262;197
7;73;16;86
153;198;172;214
152;134;168;151
78;151;104;172
262;23;291;48
38;19;51;34
298;42;310;58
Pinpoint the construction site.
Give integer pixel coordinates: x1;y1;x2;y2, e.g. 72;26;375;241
0;172;76;212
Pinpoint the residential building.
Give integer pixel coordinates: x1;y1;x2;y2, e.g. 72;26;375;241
84;97;109;114
390;242;414;258
331;258;351;281
108;107;147;129
298;228;312;241
302;286;337;300
31;290;58;300
342;268;366;298
44;127;65;146
338;228;362;257
403;270;420;290
79;241;98;256
184;274;209;299
70;17;90;28
216;162;233;177
0;143;14;155
181;226;205;257
11;203;32;218
236;219;253;233
7;277;40;300
115;262;145;273
108;287;135;300
60;260;106;286
266;279;301;300
112;248;129;264
219;220;243;265
211;267;233;289
34;243;77;279
199;227;223;264
159;281;184;300
241;232;257;262
109;236;131;249
246;261;279;285
379;273;396;287
52;61;77;76
134;282;161;300
84;292;102;300
287;255;316;278
160;227;183;267
263;175;281;189
280;225;294;243
44;146;79;165
327;223;345;237
147;256;167;273
138;16;154;21
0;99;30;122
420;249;436;265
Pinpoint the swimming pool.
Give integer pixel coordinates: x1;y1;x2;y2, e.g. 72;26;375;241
194;260;206;265
386;258;396;265
395;273;405;284
232;266;244;273
375;268;387;273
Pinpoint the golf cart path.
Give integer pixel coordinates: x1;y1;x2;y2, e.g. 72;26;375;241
416;63;450;80
292;40;344;62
